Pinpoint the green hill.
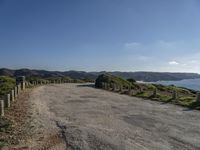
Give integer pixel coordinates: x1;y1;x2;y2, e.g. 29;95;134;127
95;74;200;109
95;73;131;88
1;68;200;82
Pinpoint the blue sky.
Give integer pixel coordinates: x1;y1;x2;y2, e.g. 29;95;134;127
0;0;200;72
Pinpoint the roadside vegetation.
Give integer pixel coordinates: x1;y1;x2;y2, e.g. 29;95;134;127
95;73;132;88
0;75;93;98
0;76;15;149
0;76;16;98
0;75;94;149
26;76;94;84
95;73;200;109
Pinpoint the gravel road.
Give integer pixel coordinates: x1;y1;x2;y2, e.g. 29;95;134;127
29;83;200;150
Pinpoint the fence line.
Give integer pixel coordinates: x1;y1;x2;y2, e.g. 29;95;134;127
0;76;70;117
100;82;200;104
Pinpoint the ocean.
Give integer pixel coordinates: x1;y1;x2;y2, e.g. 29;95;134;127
154;78;200;91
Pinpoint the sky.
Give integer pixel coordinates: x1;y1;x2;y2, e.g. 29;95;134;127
0;0;200;73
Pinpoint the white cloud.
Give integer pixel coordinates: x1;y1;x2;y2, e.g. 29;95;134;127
168;61;179;65
123;39;200;73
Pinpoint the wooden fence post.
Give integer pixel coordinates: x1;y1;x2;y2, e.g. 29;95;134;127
152;88;157;97
172;90;177;100
113;83;116;91
25;82;28;88
102;82;105;89
17;84;21;94
120;85;123;92
16;76;26;90
110;83;113;91
117;85;120;91
22;81;25;90
196;92;200;102
11;90;15;102
106;83;109;90
104;83;107;90
14;86;18;98
5;94;11;108
128;86;131;93
139;87;143;93
0;100;4;117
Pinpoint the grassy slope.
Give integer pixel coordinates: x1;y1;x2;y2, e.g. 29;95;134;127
95;74;200;109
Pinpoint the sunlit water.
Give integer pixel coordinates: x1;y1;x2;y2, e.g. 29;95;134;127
154;78;200;91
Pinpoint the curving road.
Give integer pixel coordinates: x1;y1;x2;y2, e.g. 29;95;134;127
29;83;200;150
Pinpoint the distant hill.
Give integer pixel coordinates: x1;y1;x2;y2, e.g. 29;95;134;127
0;68;97;80
109;71;200;82
0;68;200;82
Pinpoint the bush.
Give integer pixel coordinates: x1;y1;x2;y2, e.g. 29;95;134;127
176;96;195;106
0;76;16;96
144;84;156;90
127;78;136;83
95;73;131;88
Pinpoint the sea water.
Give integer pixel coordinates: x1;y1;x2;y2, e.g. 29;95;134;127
154;78;200;91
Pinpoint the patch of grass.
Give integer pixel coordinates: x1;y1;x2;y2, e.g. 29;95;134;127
152;94;171;102
153;84;192;95
135;91;171;102
153;84;174;91
152;84;167;91
144;83;156;90
175;87;191;94
134;84;199;109
130;83;140;90
175;96;195;107
188;101;200;110
135;91;150;98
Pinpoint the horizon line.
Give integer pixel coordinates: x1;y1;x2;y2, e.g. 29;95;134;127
0;68;199;74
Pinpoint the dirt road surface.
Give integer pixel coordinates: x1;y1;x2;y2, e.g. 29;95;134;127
6;83;200;150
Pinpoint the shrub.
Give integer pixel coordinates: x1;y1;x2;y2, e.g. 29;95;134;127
95;73;131;88
0;76;16;96
127;78;136;83
144;84;156;90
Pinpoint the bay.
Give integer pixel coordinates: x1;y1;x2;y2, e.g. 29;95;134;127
154;78;200;91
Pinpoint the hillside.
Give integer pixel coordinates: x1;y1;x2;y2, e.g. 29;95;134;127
95;73;200;109
0;68;200;82
110;71;200;82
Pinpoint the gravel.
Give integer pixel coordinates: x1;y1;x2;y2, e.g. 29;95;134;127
28;83;200;150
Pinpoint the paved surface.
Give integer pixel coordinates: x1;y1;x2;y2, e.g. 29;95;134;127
29;83;200;150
